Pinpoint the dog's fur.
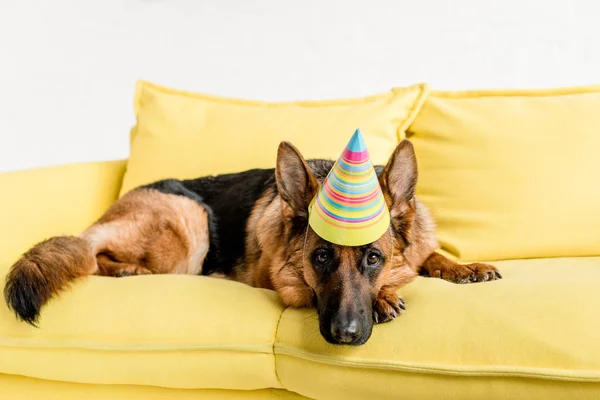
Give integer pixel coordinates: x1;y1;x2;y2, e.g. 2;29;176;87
4;139;500;345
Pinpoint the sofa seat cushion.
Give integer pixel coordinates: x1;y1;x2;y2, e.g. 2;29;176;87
275;256;600;400
0;275;284;390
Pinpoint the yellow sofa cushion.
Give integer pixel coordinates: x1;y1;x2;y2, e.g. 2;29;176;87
0;276;284;390
119;80;429;195
0;161;284;391
407;85;600;262
0;160;126;276
275;257;600;400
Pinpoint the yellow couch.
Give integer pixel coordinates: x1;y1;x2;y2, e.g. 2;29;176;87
2;82;600;399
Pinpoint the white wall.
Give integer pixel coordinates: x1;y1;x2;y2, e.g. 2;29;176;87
1;0;598;172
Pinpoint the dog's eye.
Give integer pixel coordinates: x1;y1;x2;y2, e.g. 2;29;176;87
366;252;381;266
314;249;331;266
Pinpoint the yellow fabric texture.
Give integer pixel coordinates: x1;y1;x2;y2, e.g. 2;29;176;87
0;277;284;390
408;85;600;262
276;257;600;399
119;80;429;195
0;160;126;276
0;374;307;400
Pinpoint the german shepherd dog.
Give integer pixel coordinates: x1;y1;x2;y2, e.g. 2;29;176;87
4;139;501;345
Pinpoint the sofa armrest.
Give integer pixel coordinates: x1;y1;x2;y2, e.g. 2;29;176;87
0;160;127;274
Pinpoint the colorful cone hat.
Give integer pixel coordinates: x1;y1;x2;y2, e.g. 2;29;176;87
308;129;390;246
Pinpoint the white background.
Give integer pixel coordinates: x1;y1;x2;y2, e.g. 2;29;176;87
1;0;598;172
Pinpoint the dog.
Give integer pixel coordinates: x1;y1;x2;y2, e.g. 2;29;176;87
4;139;501;345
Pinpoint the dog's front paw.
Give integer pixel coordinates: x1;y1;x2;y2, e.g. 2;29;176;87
373;291;405;324
466;263;502;282
429;262;502;284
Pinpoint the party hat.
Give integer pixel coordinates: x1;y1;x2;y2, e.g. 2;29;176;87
308;129;390;246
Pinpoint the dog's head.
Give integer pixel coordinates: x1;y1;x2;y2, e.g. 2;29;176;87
275;139;418;346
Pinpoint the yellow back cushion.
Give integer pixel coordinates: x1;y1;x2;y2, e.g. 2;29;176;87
120;81;429;195
409;85;600;262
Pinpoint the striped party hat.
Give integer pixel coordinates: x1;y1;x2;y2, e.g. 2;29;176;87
308;129;390;246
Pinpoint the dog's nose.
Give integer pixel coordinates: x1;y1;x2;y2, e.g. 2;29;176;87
331;317;361;344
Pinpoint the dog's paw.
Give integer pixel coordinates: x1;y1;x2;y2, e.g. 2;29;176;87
429;262;502;284
113;266;152;277
373;291;406;324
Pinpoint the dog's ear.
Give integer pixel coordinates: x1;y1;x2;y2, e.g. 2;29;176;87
378;139;418;243
276;141;319;221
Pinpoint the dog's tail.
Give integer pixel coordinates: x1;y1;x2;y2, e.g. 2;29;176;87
3;236;98;325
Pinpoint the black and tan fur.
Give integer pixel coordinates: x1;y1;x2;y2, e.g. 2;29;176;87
4;139;500;345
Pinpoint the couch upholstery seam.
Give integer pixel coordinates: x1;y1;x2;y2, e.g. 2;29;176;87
272;307;287;389
0;341;274;352
139;79;427;107
399;82;430;140
429;84;600;99
274;344;600;382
